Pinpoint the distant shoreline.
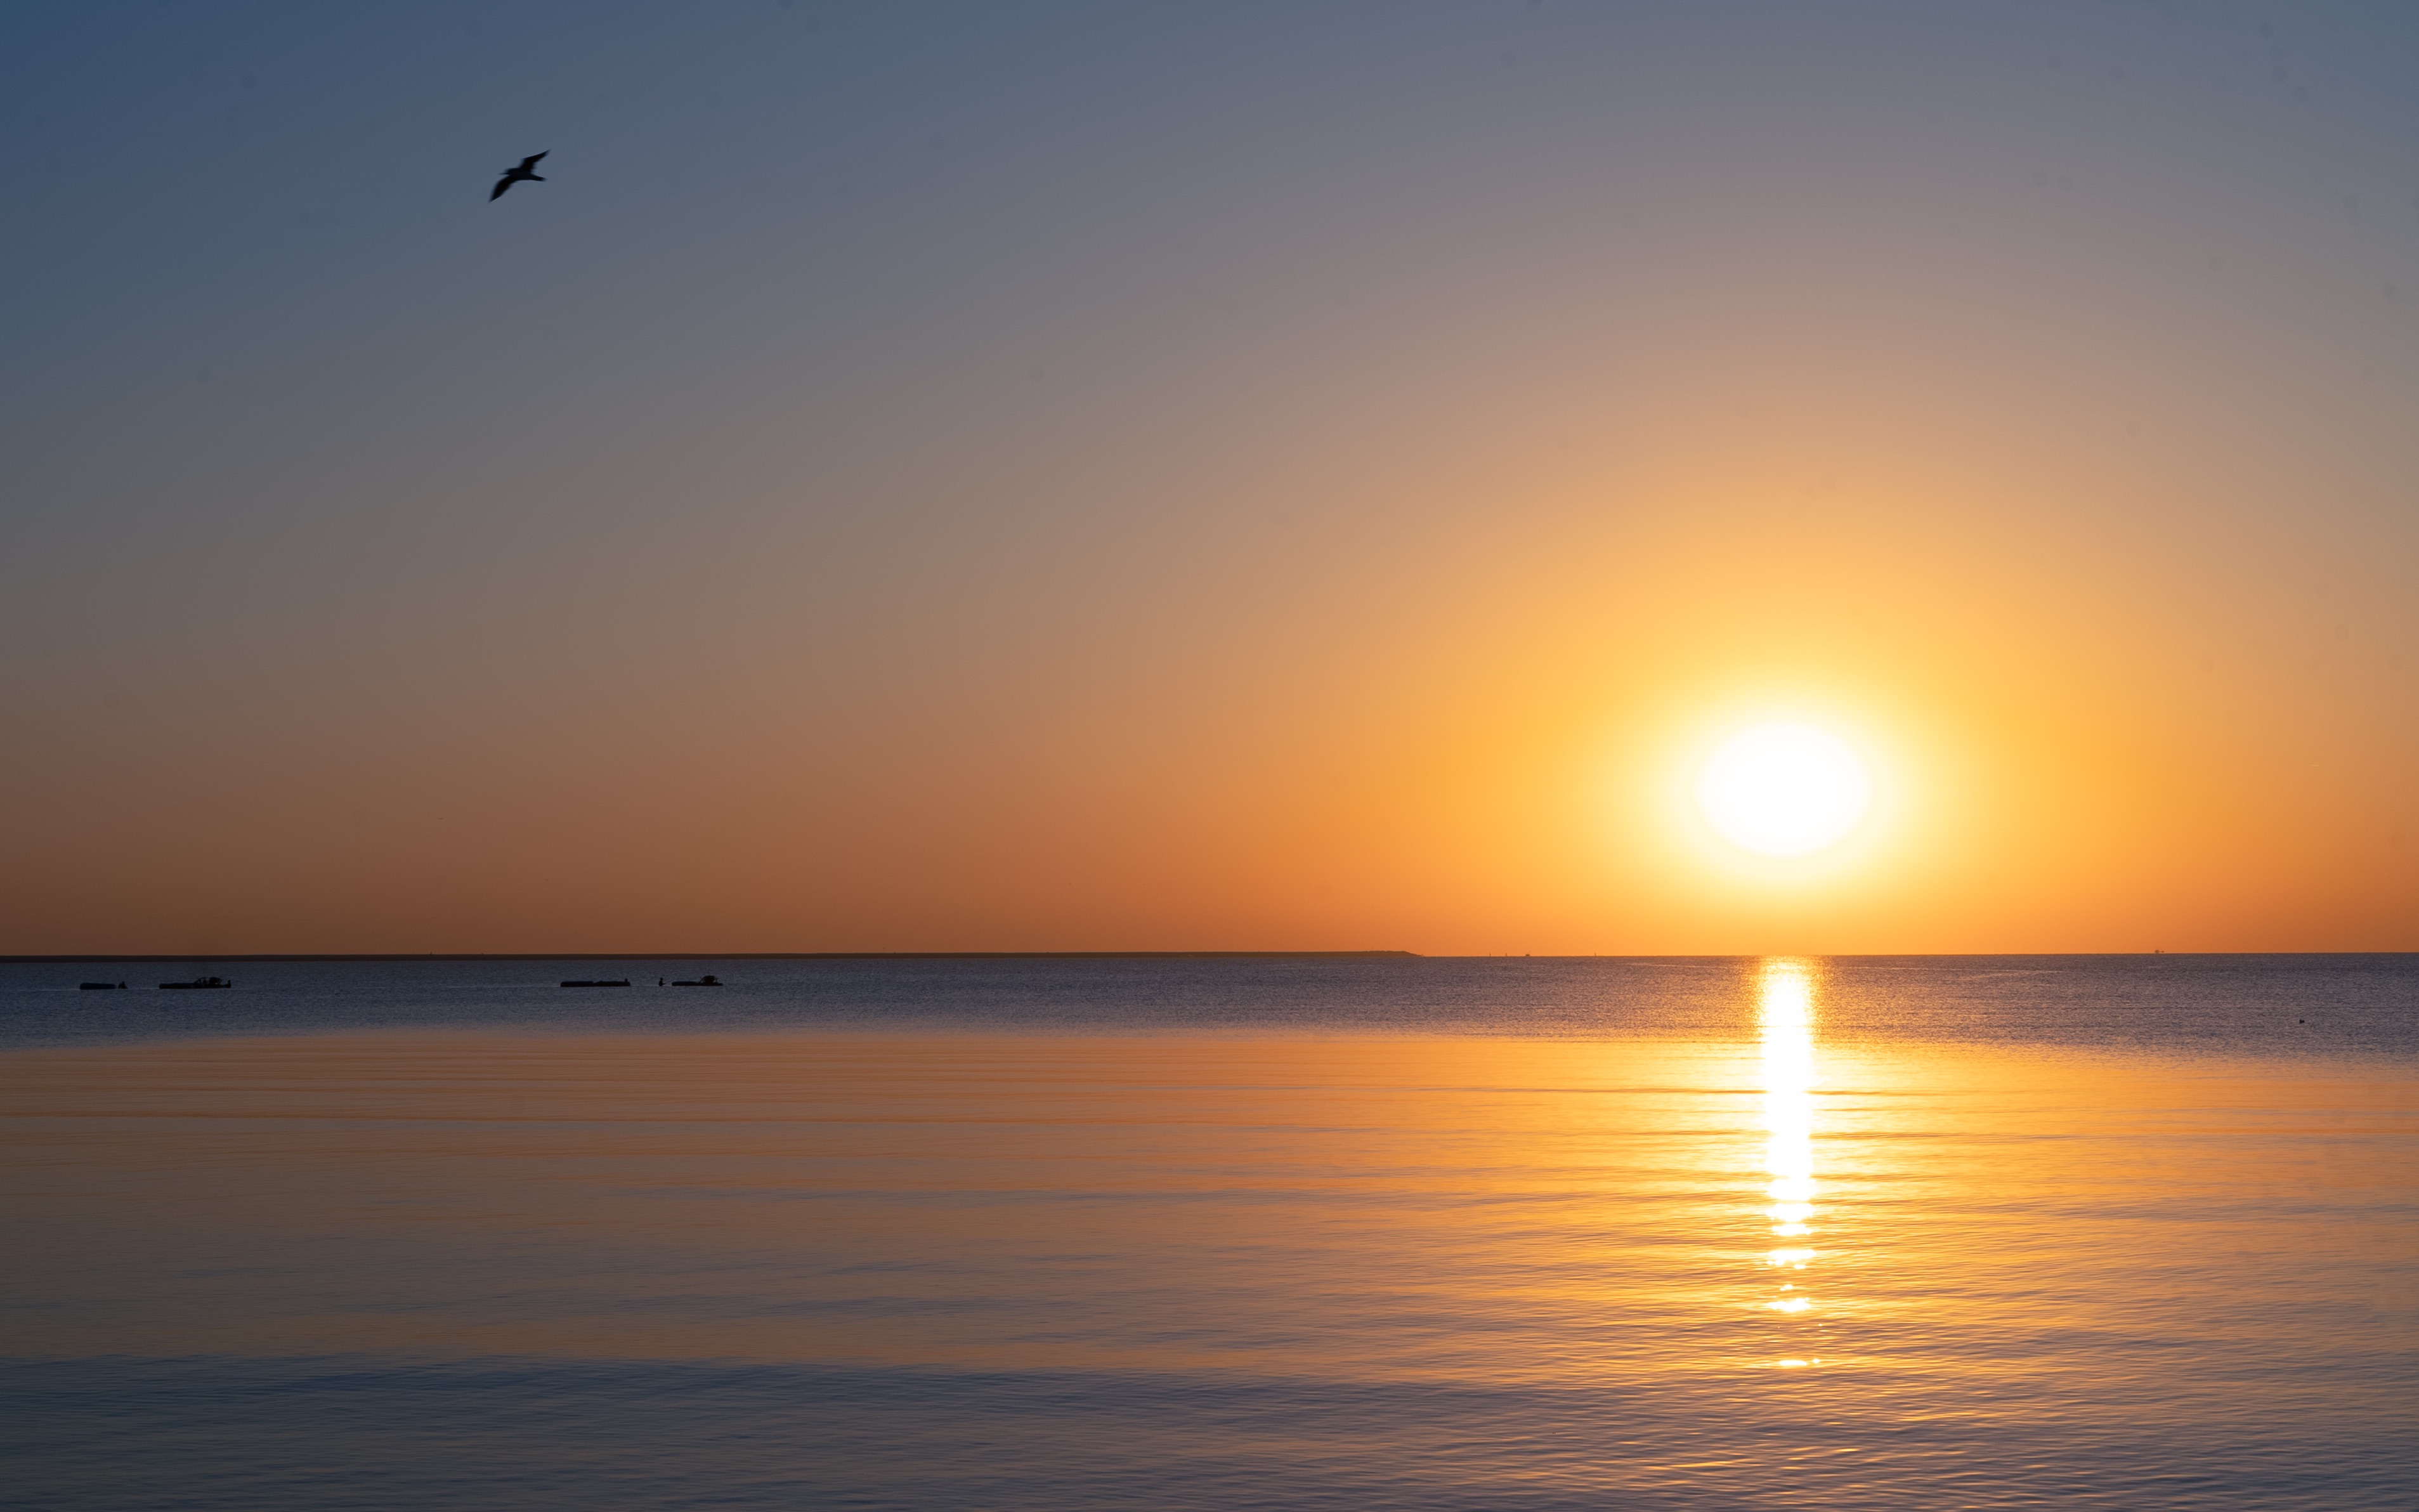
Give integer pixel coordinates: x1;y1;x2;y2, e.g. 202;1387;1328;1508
0;951;1425;964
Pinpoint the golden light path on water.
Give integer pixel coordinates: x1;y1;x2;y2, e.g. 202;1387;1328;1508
1759;958;1822;1365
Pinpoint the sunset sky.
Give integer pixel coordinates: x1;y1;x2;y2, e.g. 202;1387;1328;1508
7;1;2415;955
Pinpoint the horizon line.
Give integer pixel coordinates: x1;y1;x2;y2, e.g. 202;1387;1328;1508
5;949;2413;965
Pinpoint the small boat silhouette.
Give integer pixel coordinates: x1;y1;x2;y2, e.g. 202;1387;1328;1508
79;981;127;990
670;974;723;987
159;976;232;990
559;978;632;988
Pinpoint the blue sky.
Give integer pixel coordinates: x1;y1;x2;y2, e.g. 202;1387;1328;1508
8;2;2418;952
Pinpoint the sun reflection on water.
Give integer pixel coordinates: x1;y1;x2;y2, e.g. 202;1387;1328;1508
1757;958;1823;1360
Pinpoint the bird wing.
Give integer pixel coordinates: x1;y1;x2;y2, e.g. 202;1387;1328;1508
519;152;548;169
490;176;512;200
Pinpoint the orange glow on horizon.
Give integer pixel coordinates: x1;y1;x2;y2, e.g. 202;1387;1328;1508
7;249;2414;956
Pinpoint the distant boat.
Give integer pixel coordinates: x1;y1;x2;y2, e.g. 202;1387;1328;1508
670;975;723;987
559;979;632;988
79;981;127;991
159;976;232;990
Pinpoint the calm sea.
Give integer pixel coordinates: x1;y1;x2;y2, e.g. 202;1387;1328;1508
3;955;2413;1510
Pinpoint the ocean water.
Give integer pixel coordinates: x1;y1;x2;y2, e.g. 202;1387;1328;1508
2;955;2413;1510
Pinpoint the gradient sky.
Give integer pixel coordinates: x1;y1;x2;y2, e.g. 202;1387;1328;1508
7;1;2416;955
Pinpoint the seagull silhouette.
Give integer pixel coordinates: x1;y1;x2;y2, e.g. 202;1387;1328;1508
490;152;548;201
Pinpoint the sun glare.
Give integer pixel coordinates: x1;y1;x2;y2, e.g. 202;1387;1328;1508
1696;722;1872;859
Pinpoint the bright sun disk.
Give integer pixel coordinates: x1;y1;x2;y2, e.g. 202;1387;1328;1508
1696;722;1872;859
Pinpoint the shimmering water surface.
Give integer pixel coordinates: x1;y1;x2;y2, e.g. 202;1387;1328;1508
3;956;2413;1509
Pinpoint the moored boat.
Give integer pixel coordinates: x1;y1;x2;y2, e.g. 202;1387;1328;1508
159;976;232;990
559;978;632;988
670;974;723;987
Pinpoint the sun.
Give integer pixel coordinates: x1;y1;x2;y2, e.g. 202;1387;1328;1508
1695;722;1873;859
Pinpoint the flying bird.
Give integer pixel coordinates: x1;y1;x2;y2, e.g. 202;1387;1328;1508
490;152;548;201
